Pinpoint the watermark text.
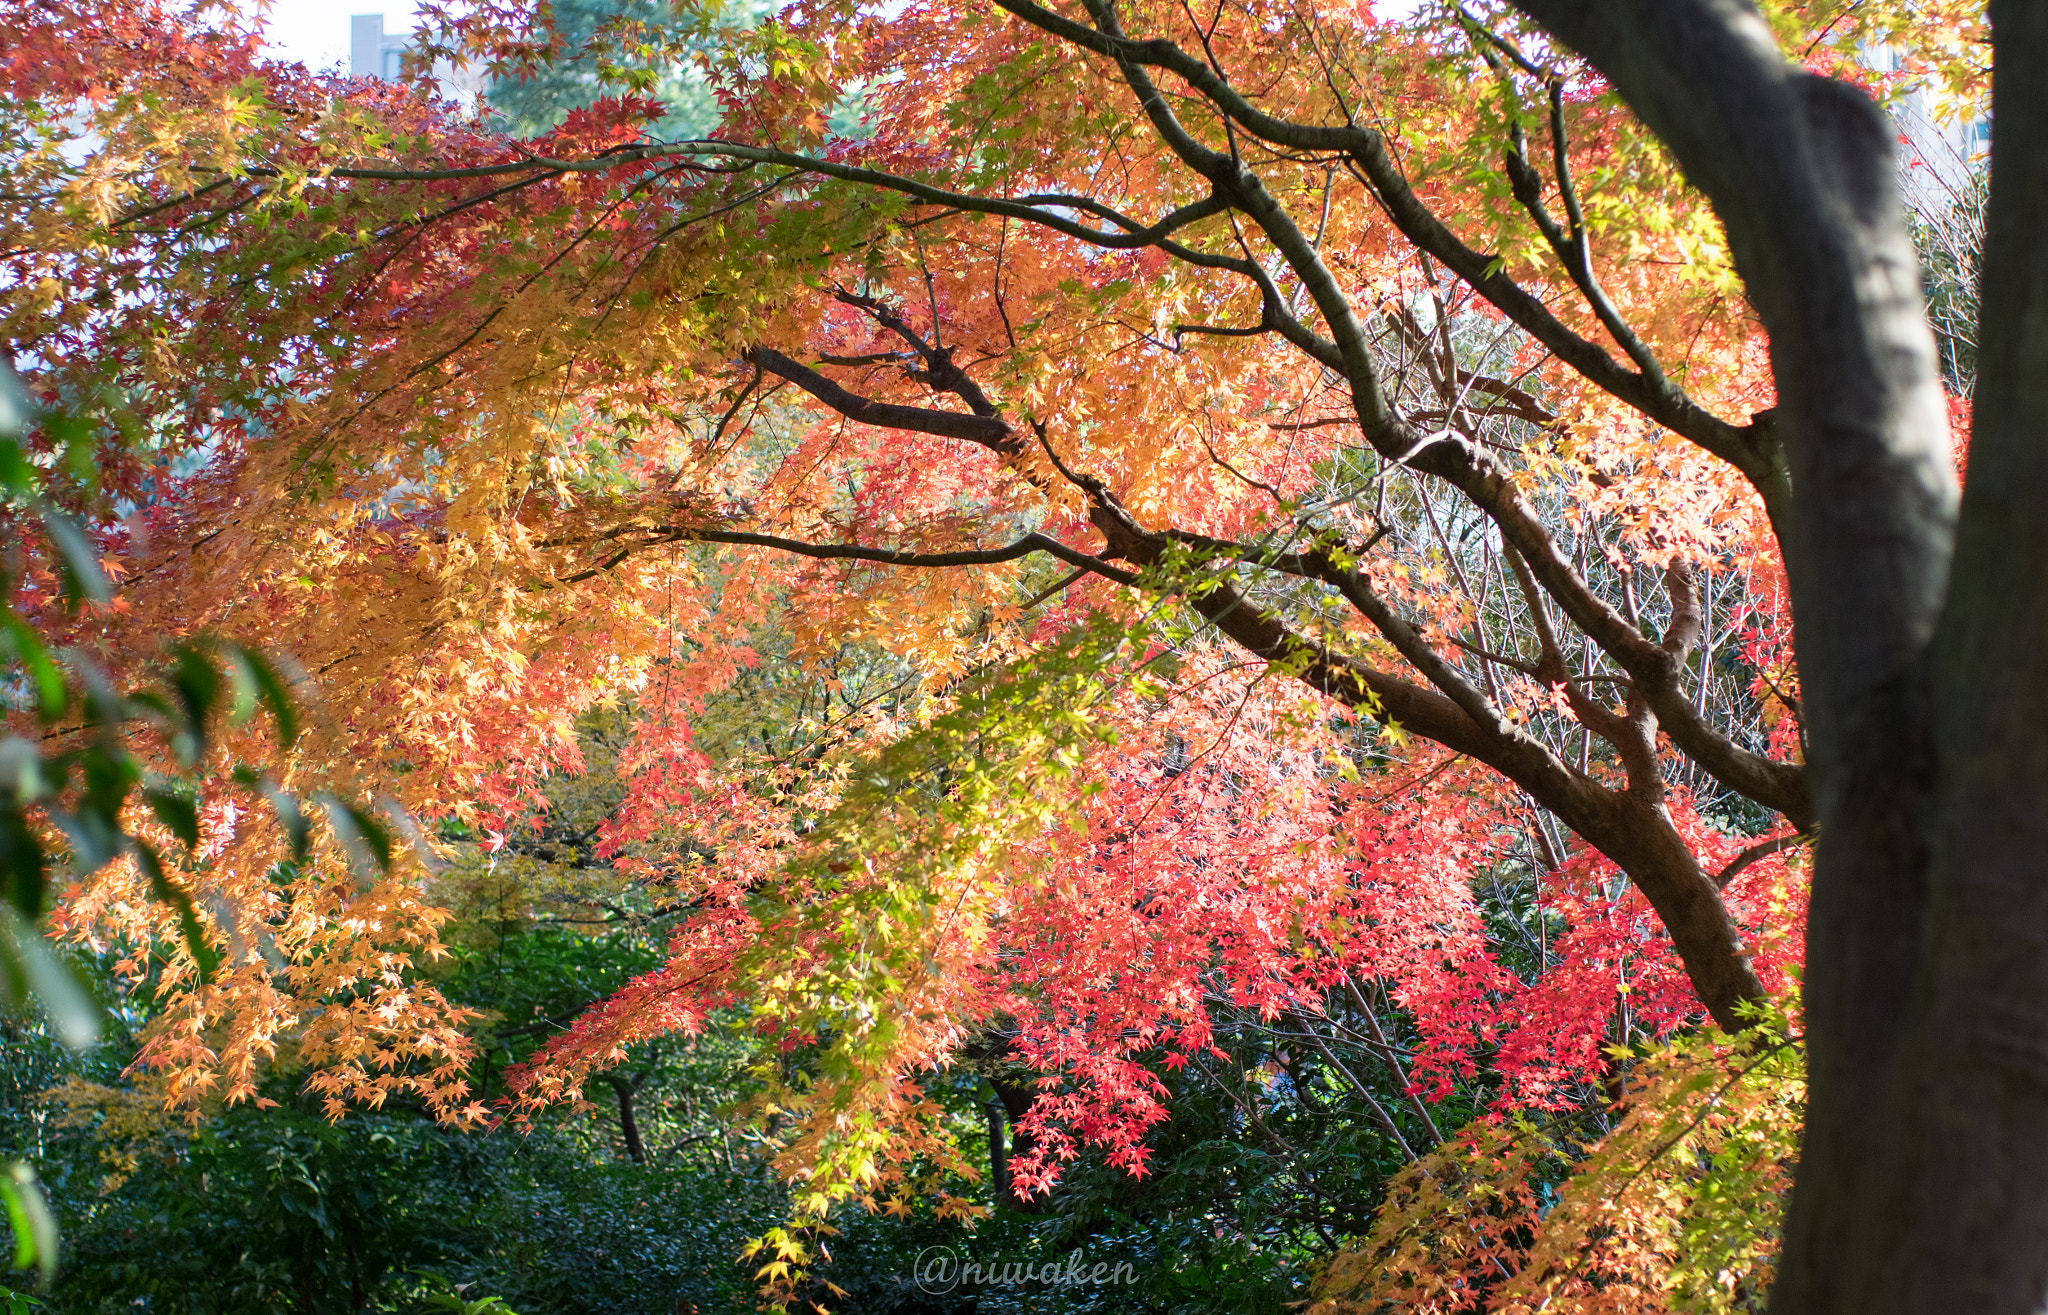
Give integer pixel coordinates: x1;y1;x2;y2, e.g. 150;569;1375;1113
913;1246;1138;1294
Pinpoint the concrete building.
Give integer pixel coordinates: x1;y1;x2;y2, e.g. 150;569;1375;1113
349;13;413;81
1866;41;1989;212
349;13;490;103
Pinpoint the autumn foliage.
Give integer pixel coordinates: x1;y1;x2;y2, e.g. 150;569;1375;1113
1312;995;1804;1314
0;0;1986;1300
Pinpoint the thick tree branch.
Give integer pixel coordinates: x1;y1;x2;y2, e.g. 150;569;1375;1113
560;527;1139;587
1499;80;1674;388
1714;830;1810;891
833;288;1004;418
744;347;1021;453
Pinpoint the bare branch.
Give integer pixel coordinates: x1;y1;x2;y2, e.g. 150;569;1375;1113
1714;830;1812;890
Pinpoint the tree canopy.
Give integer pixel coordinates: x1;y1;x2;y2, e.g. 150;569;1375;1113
3;0;2033;1308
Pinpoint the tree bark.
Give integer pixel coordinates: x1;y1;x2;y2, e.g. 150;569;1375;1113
608;1073;648;1166
1881;0;2048;1306
984;1076;1046;1213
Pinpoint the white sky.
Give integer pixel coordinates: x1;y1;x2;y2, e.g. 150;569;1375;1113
254;0;424;73
248;0;1428;75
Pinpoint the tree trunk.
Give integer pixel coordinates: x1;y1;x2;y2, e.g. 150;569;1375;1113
1853;1;2048;1305
608;1073;648;1166
984;1077;1046;1213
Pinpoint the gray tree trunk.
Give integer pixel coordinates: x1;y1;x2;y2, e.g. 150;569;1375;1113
1891;0;2048;1304
608;1072;648;1166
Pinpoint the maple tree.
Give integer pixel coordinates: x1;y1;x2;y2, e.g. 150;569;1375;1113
0;358;436;1287
0;0;2029;1306
1312;991;1804;1314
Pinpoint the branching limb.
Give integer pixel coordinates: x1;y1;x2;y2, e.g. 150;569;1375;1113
1715;830;1813;890
558;527;1138;586
1448;635;1545;678
1028;0;1807;822
1660;563;1704;659
743;347;1020;453
985;0;1780;501
1499;81;1671;386
1310;552;1567;769
1505;542;1643;773
833;288;1003;418
711;332;1771;1027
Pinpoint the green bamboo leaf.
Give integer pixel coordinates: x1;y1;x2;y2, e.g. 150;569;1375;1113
320;795;393;880
0;439;32;501
0;815;44;925
238;767;312;862
0;1161;58;1283
224;643;301;746
144;788;201;850
41;412;95;493
39;508;110;608
0;737;48;807
0;907;99;1052
0;369;27;439
127;840;219;982
165;644;221;765
0;619;63;721
47;804;121;879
